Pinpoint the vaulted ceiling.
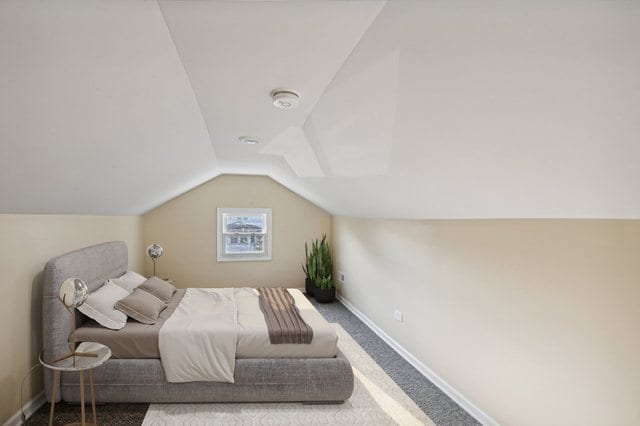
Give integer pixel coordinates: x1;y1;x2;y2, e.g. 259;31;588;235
1;0;639;218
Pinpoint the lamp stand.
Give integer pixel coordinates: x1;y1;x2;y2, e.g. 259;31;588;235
153;259;156;276
52;298;98;367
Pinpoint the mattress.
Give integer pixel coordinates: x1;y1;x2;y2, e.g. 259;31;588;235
235;288;337;358
74;288;337;359
74;289;186;358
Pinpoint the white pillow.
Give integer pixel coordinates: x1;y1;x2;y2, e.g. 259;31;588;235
107;270;147;293
77;282;129;330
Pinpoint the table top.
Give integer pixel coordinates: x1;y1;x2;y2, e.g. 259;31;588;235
40;342;111;371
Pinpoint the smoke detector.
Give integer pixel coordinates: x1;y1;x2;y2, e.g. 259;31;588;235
271;89;300;109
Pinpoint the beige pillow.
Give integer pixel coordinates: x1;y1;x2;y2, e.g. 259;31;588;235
115;288;167;324
137;276;177;303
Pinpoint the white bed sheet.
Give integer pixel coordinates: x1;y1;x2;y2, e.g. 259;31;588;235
235;288;338;358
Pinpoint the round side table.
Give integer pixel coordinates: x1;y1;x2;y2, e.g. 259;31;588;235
40;342;111;426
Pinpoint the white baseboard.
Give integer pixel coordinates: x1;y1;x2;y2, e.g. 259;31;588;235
3;391;45;426
336;293;499;426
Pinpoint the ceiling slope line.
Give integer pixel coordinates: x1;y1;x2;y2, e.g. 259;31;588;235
298;0;388;177
302;0;388;128
121;0;224;215
156;0;218;169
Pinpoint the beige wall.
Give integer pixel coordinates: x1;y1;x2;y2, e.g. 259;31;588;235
142;174;331;288
0;214;143;424
332;217;640;426
7;182;636;425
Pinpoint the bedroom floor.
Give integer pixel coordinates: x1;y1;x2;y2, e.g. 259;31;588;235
26;297;478;426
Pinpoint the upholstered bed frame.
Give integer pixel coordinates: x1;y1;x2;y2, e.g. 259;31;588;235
43;241;354;403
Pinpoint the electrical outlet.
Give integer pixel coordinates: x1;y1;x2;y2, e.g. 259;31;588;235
339;271;345;284
393;309;403;322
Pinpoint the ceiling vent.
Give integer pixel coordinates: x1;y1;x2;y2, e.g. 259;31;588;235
238;136;260;145
271;89;300;109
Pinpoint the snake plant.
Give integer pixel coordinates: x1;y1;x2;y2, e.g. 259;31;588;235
302;234;333;289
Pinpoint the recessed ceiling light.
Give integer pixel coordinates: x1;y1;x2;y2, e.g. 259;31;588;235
271;89;300;109
238;136;260;145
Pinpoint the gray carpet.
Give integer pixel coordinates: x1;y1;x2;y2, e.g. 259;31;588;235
27;297;479;426
311;296;480;426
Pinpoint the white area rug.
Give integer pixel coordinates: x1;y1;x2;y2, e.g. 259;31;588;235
143;324;433;425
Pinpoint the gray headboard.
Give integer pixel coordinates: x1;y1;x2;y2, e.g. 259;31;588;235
42;241;128;402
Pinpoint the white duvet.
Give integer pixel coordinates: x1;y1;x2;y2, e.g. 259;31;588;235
159;288;237;383
158;287;338;383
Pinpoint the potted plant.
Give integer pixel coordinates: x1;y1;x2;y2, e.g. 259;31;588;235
313;235;335;303
314;275;335;303
302;240;317;296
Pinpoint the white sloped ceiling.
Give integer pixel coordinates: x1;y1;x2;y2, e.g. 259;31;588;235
1;0;639;218
0;0;217;214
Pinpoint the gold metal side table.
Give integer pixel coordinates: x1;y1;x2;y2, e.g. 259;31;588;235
40;342;111;426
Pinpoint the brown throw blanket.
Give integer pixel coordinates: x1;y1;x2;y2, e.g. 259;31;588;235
258;287;313;344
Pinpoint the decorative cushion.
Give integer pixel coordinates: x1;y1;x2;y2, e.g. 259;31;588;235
77;282;129;330
138;276;177;303
107;270;147;293
115;288;167;324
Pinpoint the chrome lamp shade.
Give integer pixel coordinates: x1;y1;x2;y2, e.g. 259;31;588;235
146;244;164;276
58;278;89;308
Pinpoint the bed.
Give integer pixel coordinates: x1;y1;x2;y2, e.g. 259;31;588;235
42;241;354;404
